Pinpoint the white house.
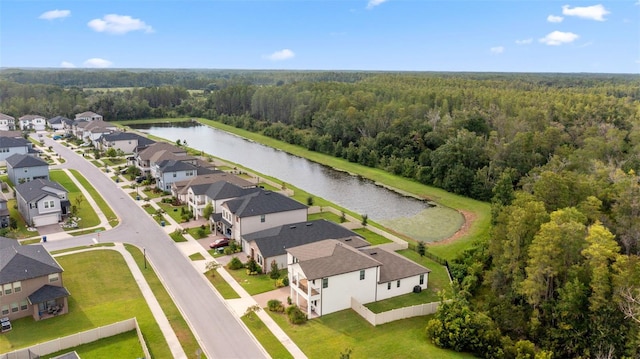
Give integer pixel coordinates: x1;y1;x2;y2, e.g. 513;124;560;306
0;137;38;166
135;142;188;175
15;179;70;227
187;180;258;220
0;113;16;131
6;153;49;185
287;240;431;317
219;190;307;246
243;219;369;272
18;115;46;131
173;172;253;204
47;116;70;131
74;111;103;122
96;131;155;154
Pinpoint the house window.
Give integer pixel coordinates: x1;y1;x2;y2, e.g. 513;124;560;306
419;274;424;285
387;282;391;290
20;300;28;311
44;200;54;209
11;303;18;313
3;283;12;295
49;273;59;282
359;270;365;280
1;306;8;315
397;280;401;288
13;281;21;293
173;173;177;177
322;278;328;289
260;214;265;223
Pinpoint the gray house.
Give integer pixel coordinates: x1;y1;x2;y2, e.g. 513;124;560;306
96;131;155;154
6;153;49;185
0;137;38;165
47;116;71;131
15;179;70;227
0;193;9;228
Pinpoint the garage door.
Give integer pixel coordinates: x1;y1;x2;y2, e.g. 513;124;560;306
34;213;60;227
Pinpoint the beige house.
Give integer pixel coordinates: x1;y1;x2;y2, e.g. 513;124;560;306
0;237;69;321
74;111;103;122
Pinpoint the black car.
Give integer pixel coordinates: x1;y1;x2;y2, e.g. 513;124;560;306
135;175;147;183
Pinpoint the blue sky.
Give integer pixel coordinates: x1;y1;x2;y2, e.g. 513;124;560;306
1;1;638;73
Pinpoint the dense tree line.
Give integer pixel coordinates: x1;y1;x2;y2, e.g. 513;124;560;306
1;69;640;357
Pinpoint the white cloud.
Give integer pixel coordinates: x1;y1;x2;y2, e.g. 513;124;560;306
562;4;610;21
264;49;295;61
547;15;564;23
60;61;76;68
88;14;154;34
39;9;70;20
539;31;579;46
490;46;504;54
515;38;533;45
83;58;113;68
366;0;387;9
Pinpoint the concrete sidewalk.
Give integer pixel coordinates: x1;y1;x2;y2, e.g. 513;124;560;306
53;243;188;359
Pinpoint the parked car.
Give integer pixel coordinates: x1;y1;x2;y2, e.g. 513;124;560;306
209;238;230;249
135;175;147;183
52;135;62;140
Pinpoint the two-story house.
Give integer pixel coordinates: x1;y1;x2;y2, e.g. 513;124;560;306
96;131;155;154
218;189;308;250
243;219;369;272
84;121;117;145
154;159;218;192
0;137;38;165
188;180;260;222
288;239;431;317
172;172;253;203
74;111;103;122
18;115;46;131
15;179;70;227
6;153;49;185
0;113;16;131
0;237;70;321
0;193;10;228
47;116;72;131
135;142;188;176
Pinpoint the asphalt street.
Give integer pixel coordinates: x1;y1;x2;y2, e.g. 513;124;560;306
41;136;267;359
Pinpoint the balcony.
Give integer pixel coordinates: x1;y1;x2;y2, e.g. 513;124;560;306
298;279;319;297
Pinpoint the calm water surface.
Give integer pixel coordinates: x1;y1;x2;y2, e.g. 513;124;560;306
132;122;462;241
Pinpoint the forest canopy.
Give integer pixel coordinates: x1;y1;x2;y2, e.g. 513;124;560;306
2;69;639;358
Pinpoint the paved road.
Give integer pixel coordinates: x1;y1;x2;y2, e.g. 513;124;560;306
41;137;267;359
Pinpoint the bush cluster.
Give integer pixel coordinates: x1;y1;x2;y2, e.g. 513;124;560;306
286;305;307;324
267;299;285;313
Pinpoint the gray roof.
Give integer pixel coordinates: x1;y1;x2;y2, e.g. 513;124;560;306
359;247;431;283
0;113;15;121
199;181;261;199
75;111;101;118
51;352;81;359
137;142;186;160
224;190;307;218
48;116;71;124
245;219;369;258
287;239;381;280
173;172;252;195
0;136;30;148
6;153;48;168
0;237;63;284
158;159;197;173
19;115;45;121
27;284;70;304
15;179;68;203
99;131;155;147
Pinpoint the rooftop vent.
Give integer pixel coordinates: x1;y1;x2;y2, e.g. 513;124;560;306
289;225;296;229
345;238;352;241
306;223;313;226
370;252;377;255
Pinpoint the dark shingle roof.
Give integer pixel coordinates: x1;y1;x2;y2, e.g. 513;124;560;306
200;181;261;199
0;237;63;284
287;239;381;280
245;219;369;258
359;247;430;283
224;190;307;218
0;136;29;148
6;153;48;168
15;179;67;203
157;159;197;173
48;116;71;124
99;131;155;147
27;284;70;304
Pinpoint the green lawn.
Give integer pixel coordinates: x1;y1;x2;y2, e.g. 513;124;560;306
189;252;205;261
141;187;166;199
49;170;100;229
364;289;440;313
307;211;344;223
241;312;293;359
68;169;119;227
156;202;187;223
41;330;143;359
90;160;102;167
125;245;206;358
204;269;241;299
0;250;172;358
268;309;476;359
352;227;392;245
397;250;452;297
7;199;35;238
187;226;211;239
226;267;288;295
169;230;188;242
102;157;126;166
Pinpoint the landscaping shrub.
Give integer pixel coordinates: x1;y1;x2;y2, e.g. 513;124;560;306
227;256;244;270
267;299;285;312
286;305;308;324
282;276;289;286
196;227;206;238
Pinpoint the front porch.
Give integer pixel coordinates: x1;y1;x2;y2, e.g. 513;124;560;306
290;275;320;318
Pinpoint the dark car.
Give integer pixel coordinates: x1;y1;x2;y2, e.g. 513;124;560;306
135;175;147;183
209;238;230;249
52;135;62;140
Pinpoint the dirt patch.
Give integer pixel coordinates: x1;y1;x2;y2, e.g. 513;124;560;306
429;209;476;246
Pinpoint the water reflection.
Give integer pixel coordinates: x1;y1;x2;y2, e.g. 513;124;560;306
131;121;462;241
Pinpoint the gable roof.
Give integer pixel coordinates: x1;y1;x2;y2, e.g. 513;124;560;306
85;121;113;133
157;159;198;173
287;239;381;280
359;247;430;283
0;113;15;121
245;219;369;258
202;181;261;199
0;136;30;148
175;172;252;195
0;237;63;284
75;111;101;119
6;153;48;168
224;190;307;218
15;179;68;203
0;131;24;138
98;131;155;147
138;142;186;161
48;116;71;124
19;115;45;121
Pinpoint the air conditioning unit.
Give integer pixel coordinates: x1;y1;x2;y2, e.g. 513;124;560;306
413;285;422;293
